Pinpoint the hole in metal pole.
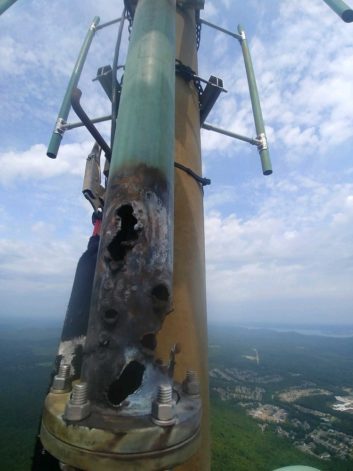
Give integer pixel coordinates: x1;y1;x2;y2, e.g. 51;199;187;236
108;205;138;261
103;309;119;325
141;333;157;351
151;284;170;316
151;284;169;302
107;361;145;406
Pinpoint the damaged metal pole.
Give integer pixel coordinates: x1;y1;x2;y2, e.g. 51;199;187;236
81;0;176;406
40;0;201;469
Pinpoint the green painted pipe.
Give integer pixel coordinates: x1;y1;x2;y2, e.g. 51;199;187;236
323;0;353;22
47;16;100;158
0;0;18;15
238;24;272;176
109;0;175;179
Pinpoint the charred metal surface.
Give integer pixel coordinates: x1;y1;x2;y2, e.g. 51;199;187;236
82;164;173;419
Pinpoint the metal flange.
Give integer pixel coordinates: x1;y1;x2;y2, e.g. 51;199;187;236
40;383;201;471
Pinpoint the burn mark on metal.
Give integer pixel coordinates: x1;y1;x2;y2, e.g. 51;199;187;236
82;164;173;419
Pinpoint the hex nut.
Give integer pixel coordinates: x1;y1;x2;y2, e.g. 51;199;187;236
183;380;200;396
151;400;176;426
52;376;69;391
64;401;91;422
182;371;200;396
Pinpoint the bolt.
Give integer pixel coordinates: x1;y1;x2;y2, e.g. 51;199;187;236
182;370;200;396
151;384;176;426
64;382;91;421
51;364;71;392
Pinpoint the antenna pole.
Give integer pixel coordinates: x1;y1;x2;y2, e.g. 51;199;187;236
47;16;100;159
0;0;18;15
238;24;272;175
323;0;353;22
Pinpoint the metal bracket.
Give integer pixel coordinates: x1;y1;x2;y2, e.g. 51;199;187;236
93;65;114;102
256;133;268;151
82;143;105;213
199;75;224;125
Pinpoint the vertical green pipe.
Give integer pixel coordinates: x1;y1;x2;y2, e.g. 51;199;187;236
47;16;100;158
109;0;175;180
0;0;17;14
238;24;272;176
323;0;353;22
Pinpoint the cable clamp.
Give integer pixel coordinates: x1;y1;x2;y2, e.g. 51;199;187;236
175;162;211;188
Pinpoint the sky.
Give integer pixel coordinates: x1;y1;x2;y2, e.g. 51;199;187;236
1;0;353;325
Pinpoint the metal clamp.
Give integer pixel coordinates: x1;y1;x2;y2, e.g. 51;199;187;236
239;29;246;41
256;133;268;151
54;118;67;136
174;162;211;187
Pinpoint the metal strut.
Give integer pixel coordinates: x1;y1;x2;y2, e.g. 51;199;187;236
71;88;111;160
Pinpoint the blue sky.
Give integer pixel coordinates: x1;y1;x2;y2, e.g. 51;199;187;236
1;0;353;324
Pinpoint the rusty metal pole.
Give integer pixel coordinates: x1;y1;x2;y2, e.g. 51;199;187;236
156;5;210;471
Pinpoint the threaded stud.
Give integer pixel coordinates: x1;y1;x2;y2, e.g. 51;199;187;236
58;364;70;379
64;382;91;421
157;384;173;404
151;383;175;426
183;369;200;396
186;370;198;382
71;383;88;405
52;363;71;392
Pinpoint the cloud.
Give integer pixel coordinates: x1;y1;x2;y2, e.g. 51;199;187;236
200;0;353;163
205;173;353;322
1;0;353;326
0;141;95;185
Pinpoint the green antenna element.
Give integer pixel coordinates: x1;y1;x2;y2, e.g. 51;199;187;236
0;0;18;15
238;24;272;176
323;0;353;22
47;16;100;158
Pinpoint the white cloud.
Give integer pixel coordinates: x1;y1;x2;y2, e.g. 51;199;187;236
0;141;94;185
199;0;353;162
205;173;353;322
1;0;353;326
